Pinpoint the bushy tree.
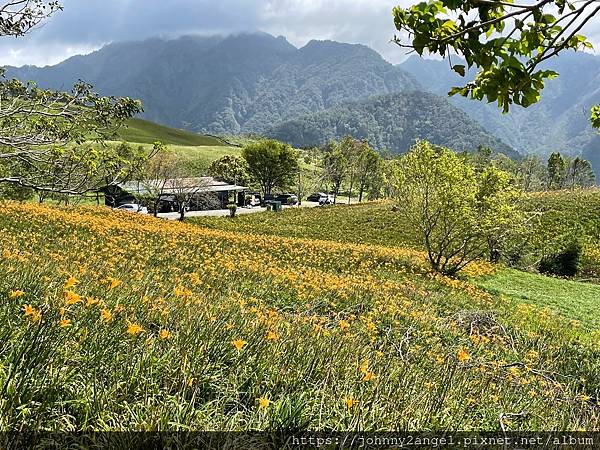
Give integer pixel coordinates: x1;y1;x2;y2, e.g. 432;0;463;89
322;141;348;204
516;155;547;192
208;155;251;186
393;140;522;275
568;157;596;188
0;1;145;195
242;139;298;196
320;136;383;204
477;166;523;263
392;0;600;123
547;152;569;190
354;141;381;203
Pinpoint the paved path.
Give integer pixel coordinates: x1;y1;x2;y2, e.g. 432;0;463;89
157;202;321;220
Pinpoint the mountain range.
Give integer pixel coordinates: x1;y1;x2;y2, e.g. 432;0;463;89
4;32;600;169
6;33;418;135
400;53;600;171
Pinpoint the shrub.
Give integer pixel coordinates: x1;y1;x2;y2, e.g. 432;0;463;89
538;239;582;277
228;203;237;218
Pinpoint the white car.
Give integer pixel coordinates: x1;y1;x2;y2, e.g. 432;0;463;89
319;194;335;205
116;203;148;214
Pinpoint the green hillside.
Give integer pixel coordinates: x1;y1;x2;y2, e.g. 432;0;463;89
267;92;518;158
118;118;228;147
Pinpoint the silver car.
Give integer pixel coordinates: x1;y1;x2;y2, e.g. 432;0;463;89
116;203;148;214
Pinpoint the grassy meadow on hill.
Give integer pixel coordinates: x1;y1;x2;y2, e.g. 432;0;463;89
117;118;229;147
106;119;243;170
1;200;599;431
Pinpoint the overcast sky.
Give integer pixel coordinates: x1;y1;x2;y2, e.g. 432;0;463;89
1;0;599;67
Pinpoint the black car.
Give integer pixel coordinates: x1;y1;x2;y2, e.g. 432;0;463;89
264;193;299;205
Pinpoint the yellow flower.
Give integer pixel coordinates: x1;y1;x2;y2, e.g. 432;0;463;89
258;397;271;409
457;348;470;363
174;286;191;297
100;308;113;323
159;329;171;340
31;310;42;324
86;297;99;307
64;290;82;305
266;330;279;342
126;321;144;336
9;289;24;299
107;277;122;290
359;359;370;373
59;318;72;328
23;305;41;323
64;276;78;290
339;320;350;332
579;394;591;403
344;397;356;409
363;371;375;382
232;339;247;351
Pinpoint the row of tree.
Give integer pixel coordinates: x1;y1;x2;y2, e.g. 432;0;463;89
207;136;386;205
468;147;596;192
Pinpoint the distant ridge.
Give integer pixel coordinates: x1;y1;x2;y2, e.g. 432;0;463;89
399;52;600;165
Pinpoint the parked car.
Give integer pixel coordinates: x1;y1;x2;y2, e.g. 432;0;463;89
276;193;299;205
308;192;334;204
307;192;326;202
245;192;262;207
116;203;148;214
264;194;299;206
319;194;335;205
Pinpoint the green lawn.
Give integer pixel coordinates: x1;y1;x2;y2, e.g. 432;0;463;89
105;141;241;169
169;144;242;161
192;202;422;248
476;268;600;328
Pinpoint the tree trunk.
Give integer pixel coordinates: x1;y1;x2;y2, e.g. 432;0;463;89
359;181;365;203
348;176;354;204
179;201;186;221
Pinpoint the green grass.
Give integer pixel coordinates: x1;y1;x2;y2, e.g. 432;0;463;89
117;118;229;147
168;144;242;161
476;268;600;328
105;141;242;169
192;202;422;248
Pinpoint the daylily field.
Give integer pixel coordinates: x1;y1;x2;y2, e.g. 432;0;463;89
1;201;599;431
